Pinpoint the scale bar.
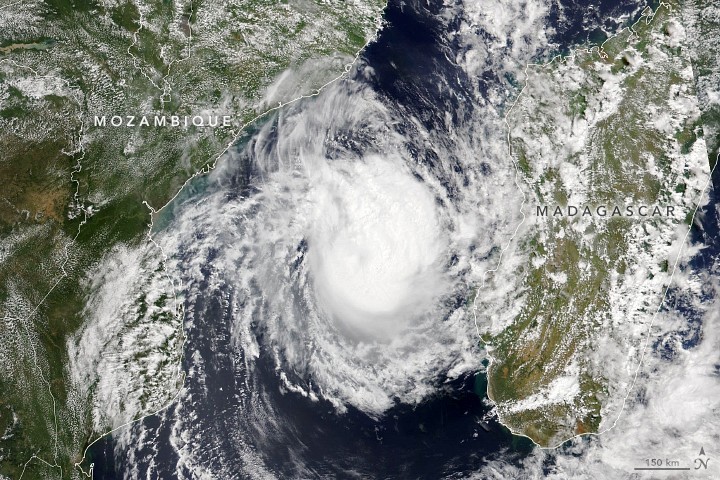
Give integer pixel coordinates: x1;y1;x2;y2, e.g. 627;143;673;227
633;467;691;471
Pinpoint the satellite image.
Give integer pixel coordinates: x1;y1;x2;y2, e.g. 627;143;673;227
0;0;719;478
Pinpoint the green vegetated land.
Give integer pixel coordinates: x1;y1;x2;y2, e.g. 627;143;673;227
0;0;385;477
485;0;716;447
692;0;720;168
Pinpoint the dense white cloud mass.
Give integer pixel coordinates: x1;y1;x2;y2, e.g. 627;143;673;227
308;155;449;339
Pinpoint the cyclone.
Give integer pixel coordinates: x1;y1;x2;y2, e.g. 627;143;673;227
308;155;448;339
166;78;491;419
